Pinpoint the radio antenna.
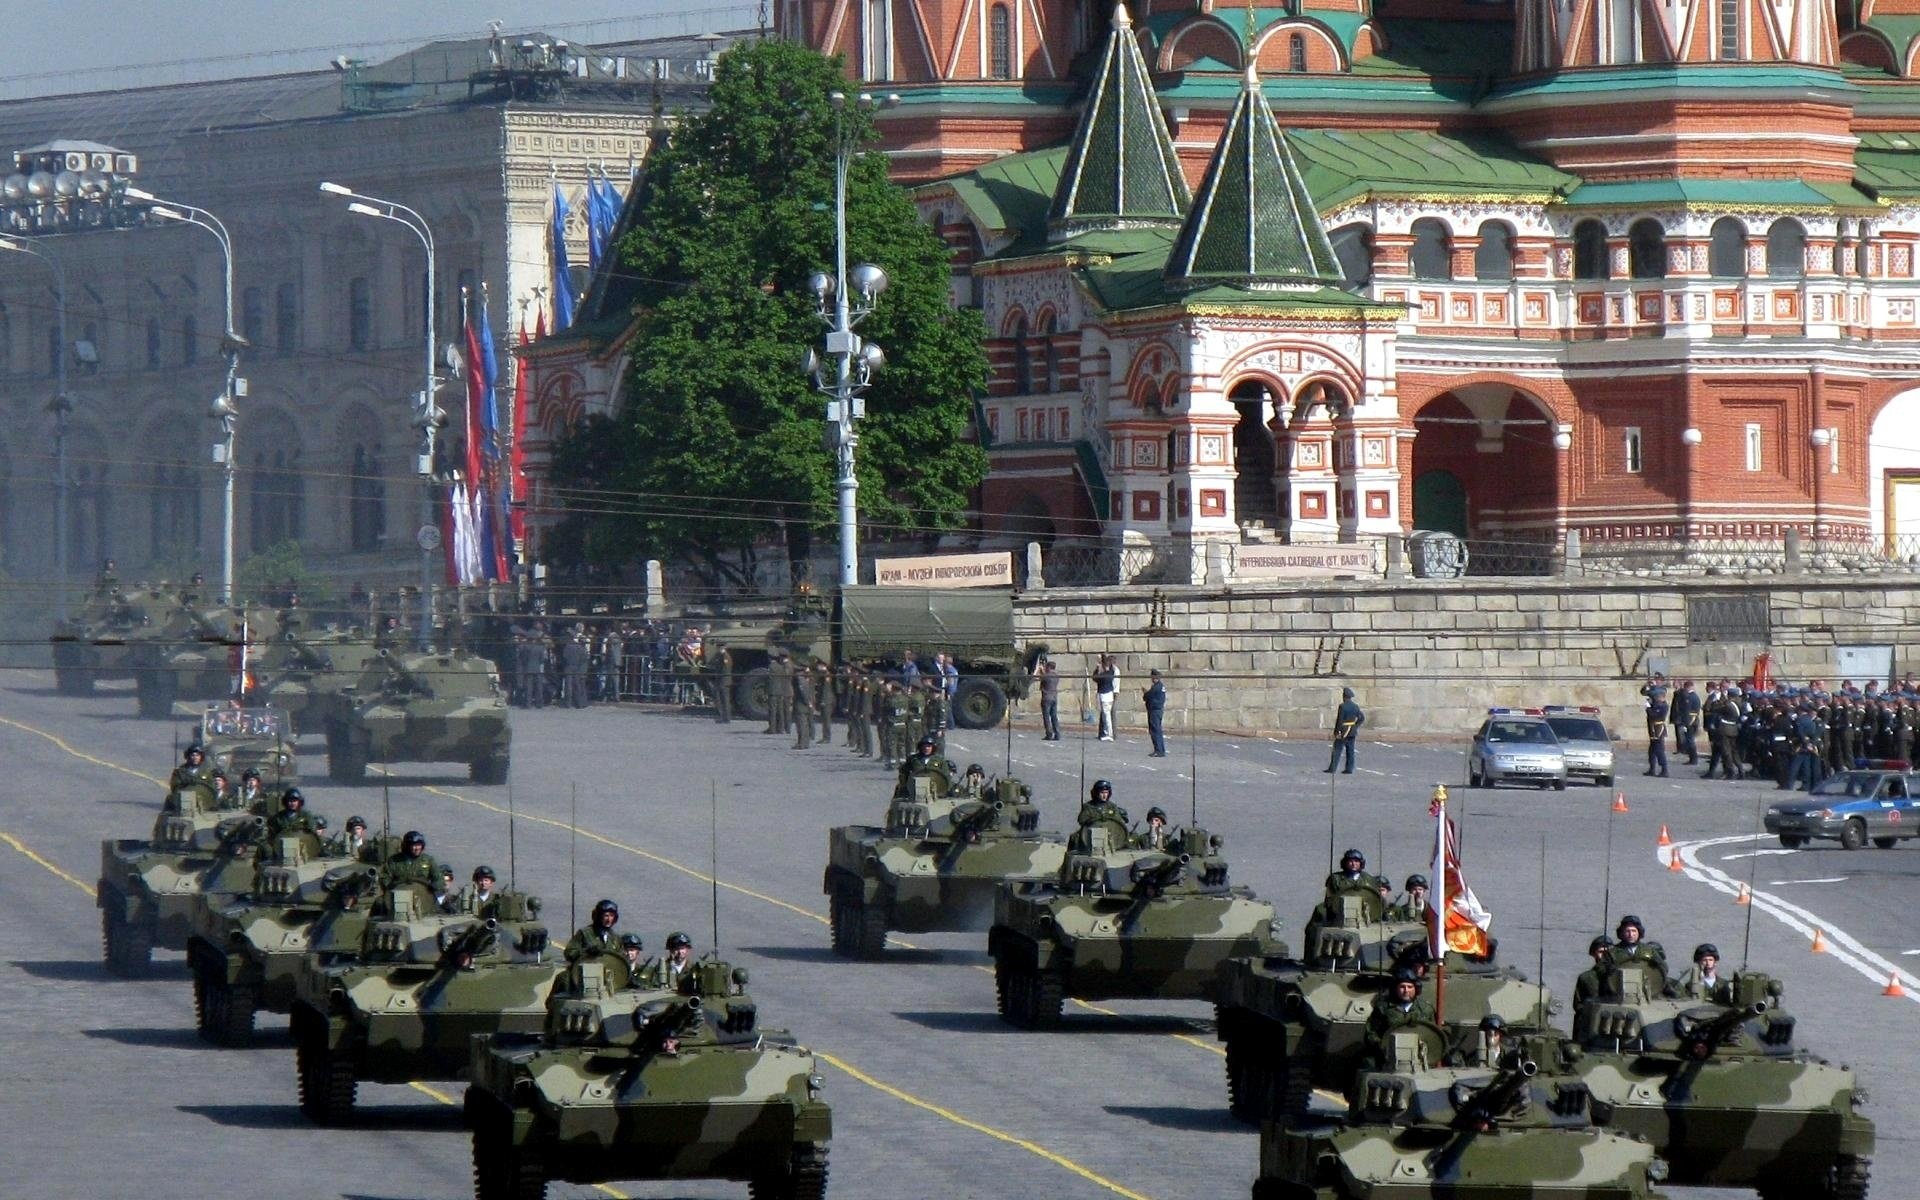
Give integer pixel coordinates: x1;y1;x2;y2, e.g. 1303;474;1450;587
1601;791;1617;935
1078;730;1086;799
1741;792;1763;969
1189;707;1198;828
711;780;721;954
1005;702;1014;778
1327;770;1338;873
569;782;578;934
381;771;392;868
1536;832;1549;1030
507;779;518;892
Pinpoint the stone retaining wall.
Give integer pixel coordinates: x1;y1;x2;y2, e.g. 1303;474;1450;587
1013;575;1920;739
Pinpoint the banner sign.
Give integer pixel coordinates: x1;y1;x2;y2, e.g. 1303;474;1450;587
1233;544;1378;580
873;552;1015;588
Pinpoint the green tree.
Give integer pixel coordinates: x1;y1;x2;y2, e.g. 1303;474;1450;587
236;539;332;607
547;39;987;587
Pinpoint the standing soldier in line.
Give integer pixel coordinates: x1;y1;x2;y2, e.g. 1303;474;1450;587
793;660;817;750
883;681;913;768
602;624;625;703
712;646;734;723
859;671;881;759
1674;680;1701;766
918;679;944;757
815;662;835;745
767;652;791;735
1705;688;1744;780
1644;692;1671;778
1898;699;1917;763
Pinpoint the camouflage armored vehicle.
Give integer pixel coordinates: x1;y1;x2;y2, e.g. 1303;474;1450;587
1217;888;1555;1123
97;780;266;974
326;647;510;784
1569;967;1872;1199
826;774;1068;958
465;955;832;1200
1254;1028;1670;1200
129;600;270;718
291;885;558;1124
989;818;1282;1029
254;626;384;734
705;585;1035;729
50;583;177;695
185;829;379;1045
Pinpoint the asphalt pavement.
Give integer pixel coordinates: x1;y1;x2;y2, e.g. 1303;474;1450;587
1;676;1913;1199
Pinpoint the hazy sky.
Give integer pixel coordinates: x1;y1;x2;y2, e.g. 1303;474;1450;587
3;1;760;98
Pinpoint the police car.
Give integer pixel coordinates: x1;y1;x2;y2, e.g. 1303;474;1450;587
1541;705;1616;788
1466;708;1569;790
1764;761;1920;850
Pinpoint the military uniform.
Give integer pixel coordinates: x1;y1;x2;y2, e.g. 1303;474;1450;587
565;924;622;963
713;649;733;723
881;686;911;766
793;666;817;750
1360;994;1438;1067
382;851;441;890
815;666;835;744
169;762;212;793
768;655;793;735
1672;966;1730;1003
262;809;322;842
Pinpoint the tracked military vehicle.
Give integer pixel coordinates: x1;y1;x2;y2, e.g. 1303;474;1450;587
50;584;175;694
1217;888;1555;1123
97;780;264;974
326;648;510;784
291;885;558;1124
1569;967;1872;1199
130;600;269;718
254;625;384;733
989;814;1281;1029
464;955;832;1200
1254;1026;1671;1200
825;774;1068;958
185;829;379;1045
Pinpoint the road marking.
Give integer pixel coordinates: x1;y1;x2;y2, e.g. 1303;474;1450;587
1670;836;1920;1006
1903;950;1920;957
815;1050;1154;1200
404;1082;631;1199
1766;877;1848;886
1358;768;1388;777
1720;850;1797;860
0;829;97;896
0;715;166;786
1260;768;1278;777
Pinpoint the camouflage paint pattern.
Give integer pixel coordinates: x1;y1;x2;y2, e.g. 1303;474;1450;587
51;584;184;685
255;629;383;730
98;805;269;951
331;648;509;781
186;834;376;1011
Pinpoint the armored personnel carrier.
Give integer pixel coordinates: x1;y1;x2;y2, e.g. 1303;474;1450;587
1217;888;1554;1123
97;780;264;974
326;648;510;784
291;885;558;1124
51;584;176;694
988;818;1281;1029
1254;1026;1670;1200
825;774;1068;958
1569;967;1872;1199
464;956;832;1200
130;600;270;718
185;829;377;1045
254;626;383;734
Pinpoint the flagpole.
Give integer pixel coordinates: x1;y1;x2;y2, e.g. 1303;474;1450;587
1431;783;1448;1028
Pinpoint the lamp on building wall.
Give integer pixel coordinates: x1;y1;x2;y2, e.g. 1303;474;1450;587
1809;428;1832;549
1552;424;1572;451
1681;427;1703;446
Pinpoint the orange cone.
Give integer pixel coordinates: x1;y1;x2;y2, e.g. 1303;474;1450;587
1612;792;1630;814
1734;883;1751;906
1657;825;1672;847
1884;974;1907;998
1668;851;1684;873
1811;928;1829;954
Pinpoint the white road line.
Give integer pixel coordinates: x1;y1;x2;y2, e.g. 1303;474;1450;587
1358;768;1388;777
1766;877;1849;886
1260;768;1279;777
1903;950;1920;957
1670;836;1920;1007
1720;850;1797;860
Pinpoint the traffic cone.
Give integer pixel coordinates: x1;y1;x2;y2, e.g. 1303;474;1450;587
1883;974;1906;998
1612;791;1630;814
1811;928;1829;954
1668;851;1684;873
1657;825;1672;847
1734;883;1751;906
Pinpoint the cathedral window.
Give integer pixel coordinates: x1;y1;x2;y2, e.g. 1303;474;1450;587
1766;220;1806;278
1330;224;1373;291
241;286;266;348
1607;0;1639;64
1473;221;1514;282
1718;0;1741;60
989;5;1012;80
1409;219;1453;281
1288;34;1306;74
1011;316;1032;394
1628;219;1667;280
1038;312;1060;393
1709;218;1748;278
1623;427;1643;475
1572;220;1610;281
865;0;893;82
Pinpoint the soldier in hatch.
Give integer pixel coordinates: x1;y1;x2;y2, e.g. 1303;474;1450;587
169;745;211;792
565;897;624;963
261;788;323;842
381;830;440;890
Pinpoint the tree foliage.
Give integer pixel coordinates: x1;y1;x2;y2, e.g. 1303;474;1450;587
546;39;987;584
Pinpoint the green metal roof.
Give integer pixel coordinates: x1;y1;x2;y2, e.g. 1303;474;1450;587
934;145;1066;238
1079;245;1391;316
1857;130;1920;197
1289;128;1575;211
1048;2;1190;239
1562;178;1883;212
1860;15;1920;67
1492;62;1857;101
1166;69;1341;290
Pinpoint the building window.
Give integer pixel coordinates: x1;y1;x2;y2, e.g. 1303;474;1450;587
1473;221;1514;281
275;283;298;355
1038;312;1059;392
1744;423;1762;472
1709;218;1747;278
1409;219;1453;281
181;314;198;366
1628;219;1666;280
1011;316;1031;394
1854;235;1872;278
241;286;266;348
1766;219;1806;278
1719;0;1740;59
1288;34;1306;73
865;0;893;82
348;276;372;351
1330;223;1372;291
1609;0;1639;63
989;4;1012;79
145;318;161;369
1572;220;1610;281
349;443;386;552
249;448;305;552
1623;426;1643;474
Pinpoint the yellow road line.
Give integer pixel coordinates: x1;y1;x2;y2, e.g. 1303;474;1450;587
0;714;166;786
0;829;97;896
816;1050;1153;1200
406;1080;631;1199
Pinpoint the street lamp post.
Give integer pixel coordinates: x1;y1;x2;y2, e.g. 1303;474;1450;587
320;182;443;651
804;89;898;587
0;235;70;617
126;188;243;604
1810;427;1833;556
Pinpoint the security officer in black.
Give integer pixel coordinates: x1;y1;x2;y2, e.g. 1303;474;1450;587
1644;695;1670;777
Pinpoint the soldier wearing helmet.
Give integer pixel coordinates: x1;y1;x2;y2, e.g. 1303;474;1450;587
206;769;238;811
894;735;955;798
663;931;695;991
169;745;210;792
1673;942;1729;1002
1361;968;1436;1068
1466;1013;1509;1067
1323;848;1392;903
462;865;500;918
1387;874;1431;922
566;898;623;963
618;932;648;986
337;814;369;859
958;763;988;798
382;830;439;890
262;787;323;841
1608;914;1670;981
1572;934;1622;1034
1136;806;1171;851
1078;780;1129;827
238;768;267;813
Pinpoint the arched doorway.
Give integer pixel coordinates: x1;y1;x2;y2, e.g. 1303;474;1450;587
1413;470;1467;536
1409;385;1560;540
1871;389;1920;555
1228;379;1278;527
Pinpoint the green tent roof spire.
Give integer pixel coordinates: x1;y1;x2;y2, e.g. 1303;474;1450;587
1163;62;1342;292
1047;2;1190;242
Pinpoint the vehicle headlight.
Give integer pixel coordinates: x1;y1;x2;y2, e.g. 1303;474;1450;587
1646;1158;1670;1183
806;1073;824;1097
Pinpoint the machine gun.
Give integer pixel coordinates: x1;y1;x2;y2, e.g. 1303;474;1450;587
1676;1001;1767;1061
218;814;269;852
1454;1060;1539;1132
634;995;705;1051
1130;853;1190;895
949;801;1004;841
440;919;500;967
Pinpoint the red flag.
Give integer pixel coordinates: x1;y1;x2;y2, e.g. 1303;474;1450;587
509;318;532;545
1427;792;1493;960
463;299;486;501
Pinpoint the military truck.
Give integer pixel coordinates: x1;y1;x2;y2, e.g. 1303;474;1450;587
291;885;558;1124
1254;1027;1671;1200
826;774;1068;958
1217;886;1555;1123
465;955;832;1200
185;829;378;1045
97;779;266;974
325;647;511;784
1569;966;1872;1199
989;818;1282;1029
703;585;1035;729
50;584;178;695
